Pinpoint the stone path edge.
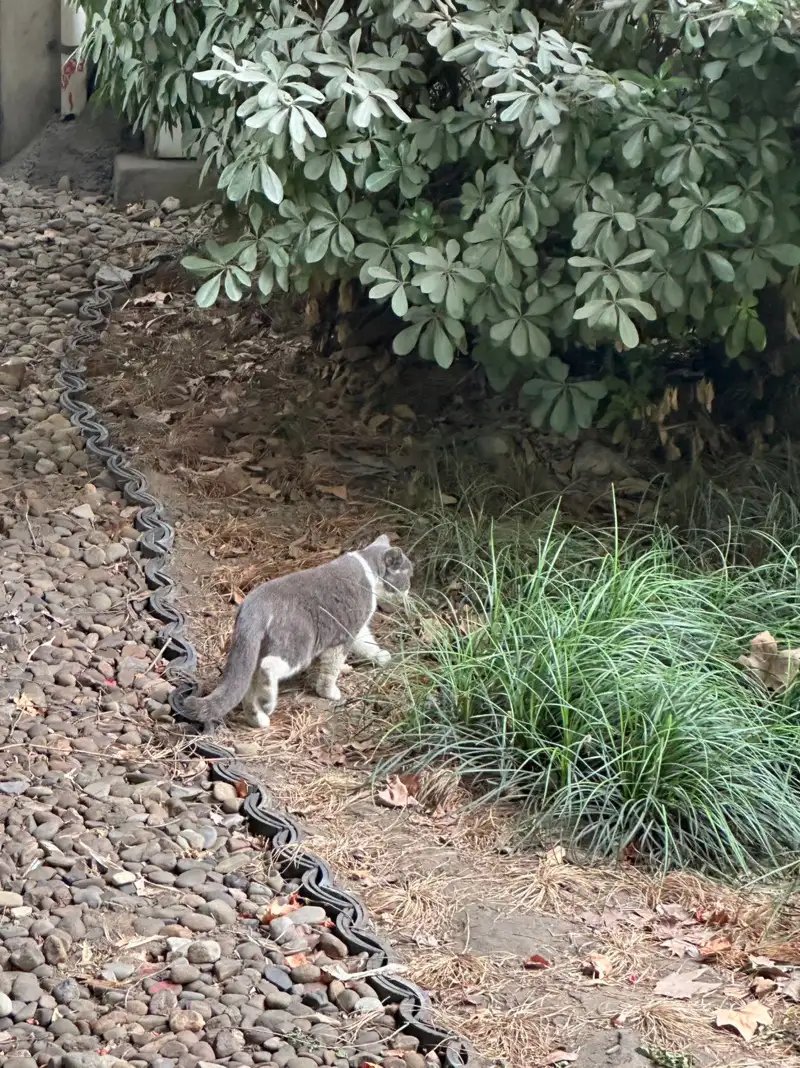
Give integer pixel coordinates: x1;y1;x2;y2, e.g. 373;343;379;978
52;262;473;1068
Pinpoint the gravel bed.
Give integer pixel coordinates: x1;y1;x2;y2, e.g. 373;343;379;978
0;179;437;1068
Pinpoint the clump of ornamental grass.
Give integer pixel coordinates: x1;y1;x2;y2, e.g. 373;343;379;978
387;504;800;874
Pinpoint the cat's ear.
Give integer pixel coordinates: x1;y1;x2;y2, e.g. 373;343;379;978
384;548;404;570
371;534;391;548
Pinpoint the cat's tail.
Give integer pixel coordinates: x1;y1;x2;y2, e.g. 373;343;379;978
181;610;262;724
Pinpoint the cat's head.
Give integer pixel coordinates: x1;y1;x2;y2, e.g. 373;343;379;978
363;534;413;597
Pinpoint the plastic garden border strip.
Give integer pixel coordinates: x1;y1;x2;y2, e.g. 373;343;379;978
55;255;474;1068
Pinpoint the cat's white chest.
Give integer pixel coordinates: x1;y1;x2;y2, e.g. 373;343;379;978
348;551;378;615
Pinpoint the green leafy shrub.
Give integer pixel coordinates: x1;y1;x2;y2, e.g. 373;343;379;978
390;507;800;873
81;0;800;438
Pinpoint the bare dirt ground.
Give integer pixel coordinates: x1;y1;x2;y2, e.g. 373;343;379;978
83;266;800;1068
0;105;135;192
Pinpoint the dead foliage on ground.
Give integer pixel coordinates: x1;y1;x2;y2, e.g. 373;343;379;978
88;269;800;1068
198;701;800;1068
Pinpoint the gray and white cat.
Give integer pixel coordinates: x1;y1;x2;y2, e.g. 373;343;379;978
182;535;413;728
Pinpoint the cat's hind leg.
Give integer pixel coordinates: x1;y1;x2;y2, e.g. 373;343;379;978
242;655;292;728
351;625;391;667
315;645;348;701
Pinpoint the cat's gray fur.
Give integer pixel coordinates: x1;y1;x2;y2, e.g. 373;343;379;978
182;535;413;728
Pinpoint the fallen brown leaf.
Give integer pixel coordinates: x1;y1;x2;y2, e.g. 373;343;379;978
660;938;700;959
260;899;301;922
396;772;422;798
13;693;40;714
235;779;249;798
780;977;800;1002
654;967;721;1000
522;954;551;970
250;482;281;498
581;907;632;931
738;630;800;691
315;484;349;501
543;844;567;865
750;976;776;997
715;1000;772;1042
697;936;732;961
375;775;421;810
132;290;171;305
656;903;694;924
284;952;308;967
583;952;614;980
695;907;732;925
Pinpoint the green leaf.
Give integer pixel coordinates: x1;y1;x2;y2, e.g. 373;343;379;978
224;270;243;302
527;393;554;428
392;286;409;317
574;380;608;400
510;321;528;358
89;0;800;426
769;245;800;267
623;298;657;320
433;323;455;368
393;320;425;356
305;230;332;263
483;355;517;392
330;156;347;193
617;309;640;349
709;208;746;234
260;162;284;205
549;391;572;435
618;250;654;267
304;155;327;181
685;214;702;250
570;388;596;429
196;273;222;308
527;322;551;360
544;358;569;382
727;316;748;358
490;319;515;343
747;317;767;351
181;256;220;273
702;60;727;81
705;252;735;282
622;129;645;167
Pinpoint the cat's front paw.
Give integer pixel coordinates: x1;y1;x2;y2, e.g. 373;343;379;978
374;648;392;667
318;683;341;702
252;711;272;730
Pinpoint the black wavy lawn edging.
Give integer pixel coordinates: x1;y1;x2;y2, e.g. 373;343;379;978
55;272;473;1068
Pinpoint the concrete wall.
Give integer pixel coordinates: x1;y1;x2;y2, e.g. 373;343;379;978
0;0;61;162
